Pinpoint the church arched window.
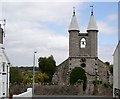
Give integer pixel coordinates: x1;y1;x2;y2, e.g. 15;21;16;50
80;38;86;48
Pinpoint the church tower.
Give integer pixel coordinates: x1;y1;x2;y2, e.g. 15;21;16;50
86;6;98;57
52;7;109;91
68;6;98;59
68;7;99;71
68;7;80;57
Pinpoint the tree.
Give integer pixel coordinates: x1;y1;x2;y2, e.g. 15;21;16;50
38;55;56;82
35;73;49;83
10;67;23;84
70;67;87;91
23;76;32;85
105;61;113;75
109;65;113;75
105;62;110;66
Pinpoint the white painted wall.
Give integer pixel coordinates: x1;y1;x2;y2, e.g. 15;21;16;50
113;41;120;97
0;44;10;98
0;46;2;98
13;88;32;98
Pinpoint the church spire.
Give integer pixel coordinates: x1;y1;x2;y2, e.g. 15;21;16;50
68;7;80;32
87;5;98;32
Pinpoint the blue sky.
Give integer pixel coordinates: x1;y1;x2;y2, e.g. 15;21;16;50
0;1;118;66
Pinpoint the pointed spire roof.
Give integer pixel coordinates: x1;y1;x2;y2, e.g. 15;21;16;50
87;6;98;32
68;7;80;32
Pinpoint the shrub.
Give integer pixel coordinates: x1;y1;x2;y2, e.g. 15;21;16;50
76;79;83;85
92;80;102;85
103;82;113;89
69;67;87;91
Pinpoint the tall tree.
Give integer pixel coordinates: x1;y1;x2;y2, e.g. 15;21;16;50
109;65;113;75
105;61;110;66
105;62;113;75
23;76;32;85
10;67;23;84
38;55;56;82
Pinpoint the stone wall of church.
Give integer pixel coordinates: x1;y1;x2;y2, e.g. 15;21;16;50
52;59;69;85
53;57;109;86
97;59;108;83
88;31;98;57
69;57;97;82
69;31;80;57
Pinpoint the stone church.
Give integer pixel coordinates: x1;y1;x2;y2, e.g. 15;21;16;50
52;8;110;90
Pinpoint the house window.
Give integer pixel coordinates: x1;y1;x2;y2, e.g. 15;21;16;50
80;38;86;48
2;62;5;72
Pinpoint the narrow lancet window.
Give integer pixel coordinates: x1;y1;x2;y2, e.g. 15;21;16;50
81;38;86;48
2;62;5;72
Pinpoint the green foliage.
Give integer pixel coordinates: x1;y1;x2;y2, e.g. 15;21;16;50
10;67;23;84
35;73;49;83
105;62;110;66
22;76;32;85
38;55;56;82
92;80;102;85
9;87;13;98
109;65;113;75
76;79;83;85
69;67;87;91
103;82;113;89
105;62;113;75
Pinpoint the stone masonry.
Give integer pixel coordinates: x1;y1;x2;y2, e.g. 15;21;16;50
52;8;110;93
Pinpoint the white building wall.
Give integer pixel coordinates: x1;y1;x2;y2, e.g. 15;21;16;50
118;42;120;89
0;44;10;98
0;44;3;98
113;41;120;97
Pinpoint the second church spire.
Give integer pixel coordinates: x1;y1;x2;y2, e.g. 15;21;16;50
68;7;80;32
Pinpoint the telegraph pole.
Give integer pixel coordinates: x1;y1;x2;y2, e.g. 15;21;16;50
32;51;37;96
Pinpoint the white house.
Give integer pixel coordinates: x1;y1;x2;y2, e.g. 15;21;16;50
113;40;120;97
0;24;10;98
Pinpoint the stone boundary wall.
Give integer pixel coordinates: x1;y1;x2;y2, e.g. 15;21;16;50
11;84;112;96
34;85;83;95
11;84;32;95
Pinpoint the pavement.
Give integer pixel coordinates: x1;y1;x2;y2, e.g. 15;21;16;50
32;95;113;99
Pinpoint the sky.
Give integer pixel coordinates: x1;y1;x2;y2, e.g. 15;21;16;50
0;0;119;66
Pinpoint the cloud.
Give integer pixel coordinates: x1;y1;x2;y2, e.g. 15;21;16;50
1;0;118;2
107;13;118;22
2;2;83;25
1;2;117;66
98;21;117;35
98;44;115;64
5;21;69;65
3;2;81;66
2;0;84;2
97;13;118;35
